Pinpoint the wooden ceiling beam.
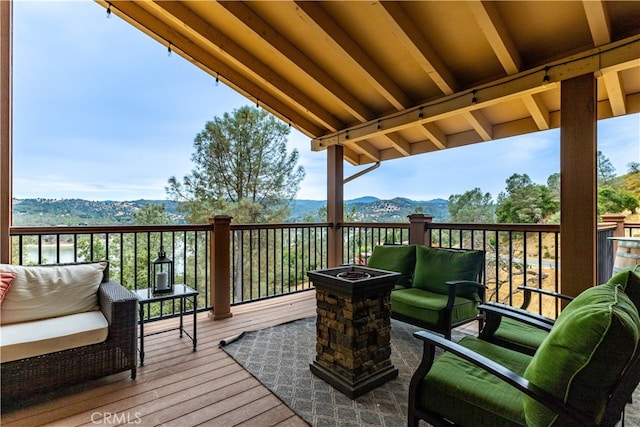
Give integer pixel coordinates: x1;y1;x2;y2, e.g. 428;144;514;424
295;1;412;111
380;133;411;157
342;146;362;165
601;71;627;116
463;110;493;141
583;0;611;46
151;1;342;132
312;35;640;151
218;1;374;123
108;1;325;137
349;140;381;163
522;94;550;130
468;0;522;75
375;1;459;95
418;123;447;150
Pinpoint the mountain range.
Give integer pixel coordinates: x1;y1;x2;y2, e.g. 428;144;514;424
11;197;449;226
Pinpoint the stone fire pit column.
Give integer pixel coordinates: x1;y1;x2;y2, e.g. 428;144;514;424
307;265;401;398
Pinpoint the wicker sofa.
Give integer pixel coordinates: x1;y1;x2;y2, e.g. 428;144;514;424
0;262;137;403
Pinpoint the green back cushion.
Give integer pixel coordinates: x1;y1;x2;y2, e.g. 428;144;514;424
413;245;484;298
607;265;640;310
367;244;416;287
523;283;640;426
493;316;549;352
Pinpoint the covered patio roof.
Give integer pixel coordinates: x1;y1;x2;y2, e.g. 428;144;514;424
97;1;640;165
1;1;640;295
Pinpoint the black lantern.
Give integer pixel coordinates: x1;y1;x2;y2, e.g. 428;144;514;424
152;247;173;294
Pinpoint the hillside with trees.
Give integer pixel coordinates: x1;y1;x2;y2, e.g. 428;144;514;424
448;153;639;224
12;153;637;227
11;199;184;226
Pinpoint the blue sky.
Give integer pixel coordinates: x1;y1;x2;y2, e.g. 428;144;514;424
12;1;640;202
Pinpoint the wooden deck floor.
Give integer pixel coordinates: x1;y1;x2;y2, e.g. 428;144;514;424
4;291;638;427
1;290;318;427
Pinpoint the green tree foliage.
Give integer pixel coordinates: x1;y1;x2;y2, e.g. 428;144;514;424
303;204;357;222
448;188;495;223
495;173;558;223
546;173;560;204
167;106;305;224
596;152;639;217
133;203;172;225
598;186;640;215
598;150;617;185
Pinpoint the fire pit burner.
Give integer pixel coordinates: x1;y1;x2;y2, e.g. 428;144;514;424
336;271;371;280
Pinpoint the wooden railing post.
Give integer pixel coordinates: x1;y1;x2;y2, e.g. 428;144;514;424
209;215;232;320
408;214;433;245
601;213;627;254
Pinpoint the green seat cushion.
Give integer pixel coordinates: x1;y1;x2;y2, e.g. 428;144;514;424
367;244;416;287
417;336;530;426
493;317;549;352
459;336;533;373
523;283;640;426
413;245;484;299
607;265;640;310
391;288;478;328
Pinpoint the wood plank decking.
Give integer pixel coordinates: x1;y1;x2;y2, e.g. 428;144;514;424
3;290;638;427
1;291;317;427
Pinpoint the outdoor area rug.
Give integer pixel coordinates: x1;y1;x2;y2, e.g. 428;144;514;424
220;316;467;427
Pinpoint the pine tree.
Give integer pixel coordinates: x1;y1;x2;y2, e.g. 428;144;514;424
167;106;305;224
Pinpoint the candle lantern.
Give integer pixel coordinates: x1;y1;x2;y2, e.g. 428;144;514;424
152;247;173;294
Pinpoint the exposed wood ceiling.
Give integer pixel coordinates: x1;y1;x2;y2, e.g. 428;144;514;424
100;1;640;165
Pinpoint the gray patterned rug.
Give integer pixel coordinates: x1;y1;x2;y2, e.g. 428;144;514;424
220;316;466;427
222;317;640;427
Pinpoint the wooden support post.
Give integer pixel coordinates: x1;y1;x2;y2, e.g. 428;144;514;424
560;73;597;299
209;215;232;320
408;214;433;245
327;145;344;268
0;1;12;264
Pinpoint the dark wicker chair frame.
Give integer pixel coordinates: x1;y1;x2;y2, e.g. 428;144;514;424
1;263;138;402
408;331;640;427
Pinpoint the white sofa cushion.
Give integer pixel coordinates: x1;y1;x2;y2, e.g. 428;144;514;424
0;311;109;363
0;262;107;325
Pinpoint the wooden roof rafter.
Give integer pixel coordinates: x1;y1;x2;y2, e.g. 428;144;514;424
373;1;459;95
312;35;640;161
150;1;342;132
294;1;412;112
93;1;640;167
467;0;522;75
216;1;374;124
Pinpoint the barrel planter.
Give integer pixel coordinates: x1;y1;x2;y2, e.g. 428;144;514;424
611;237;640;275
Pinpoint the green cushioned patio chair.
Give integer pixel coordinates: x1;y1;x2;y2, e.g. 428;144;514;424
479;265;640;355
408;282;640;427
367;244;486;340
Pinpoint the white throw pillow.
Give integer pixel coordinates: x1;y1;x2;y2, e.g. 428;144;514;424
0;262;107;325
